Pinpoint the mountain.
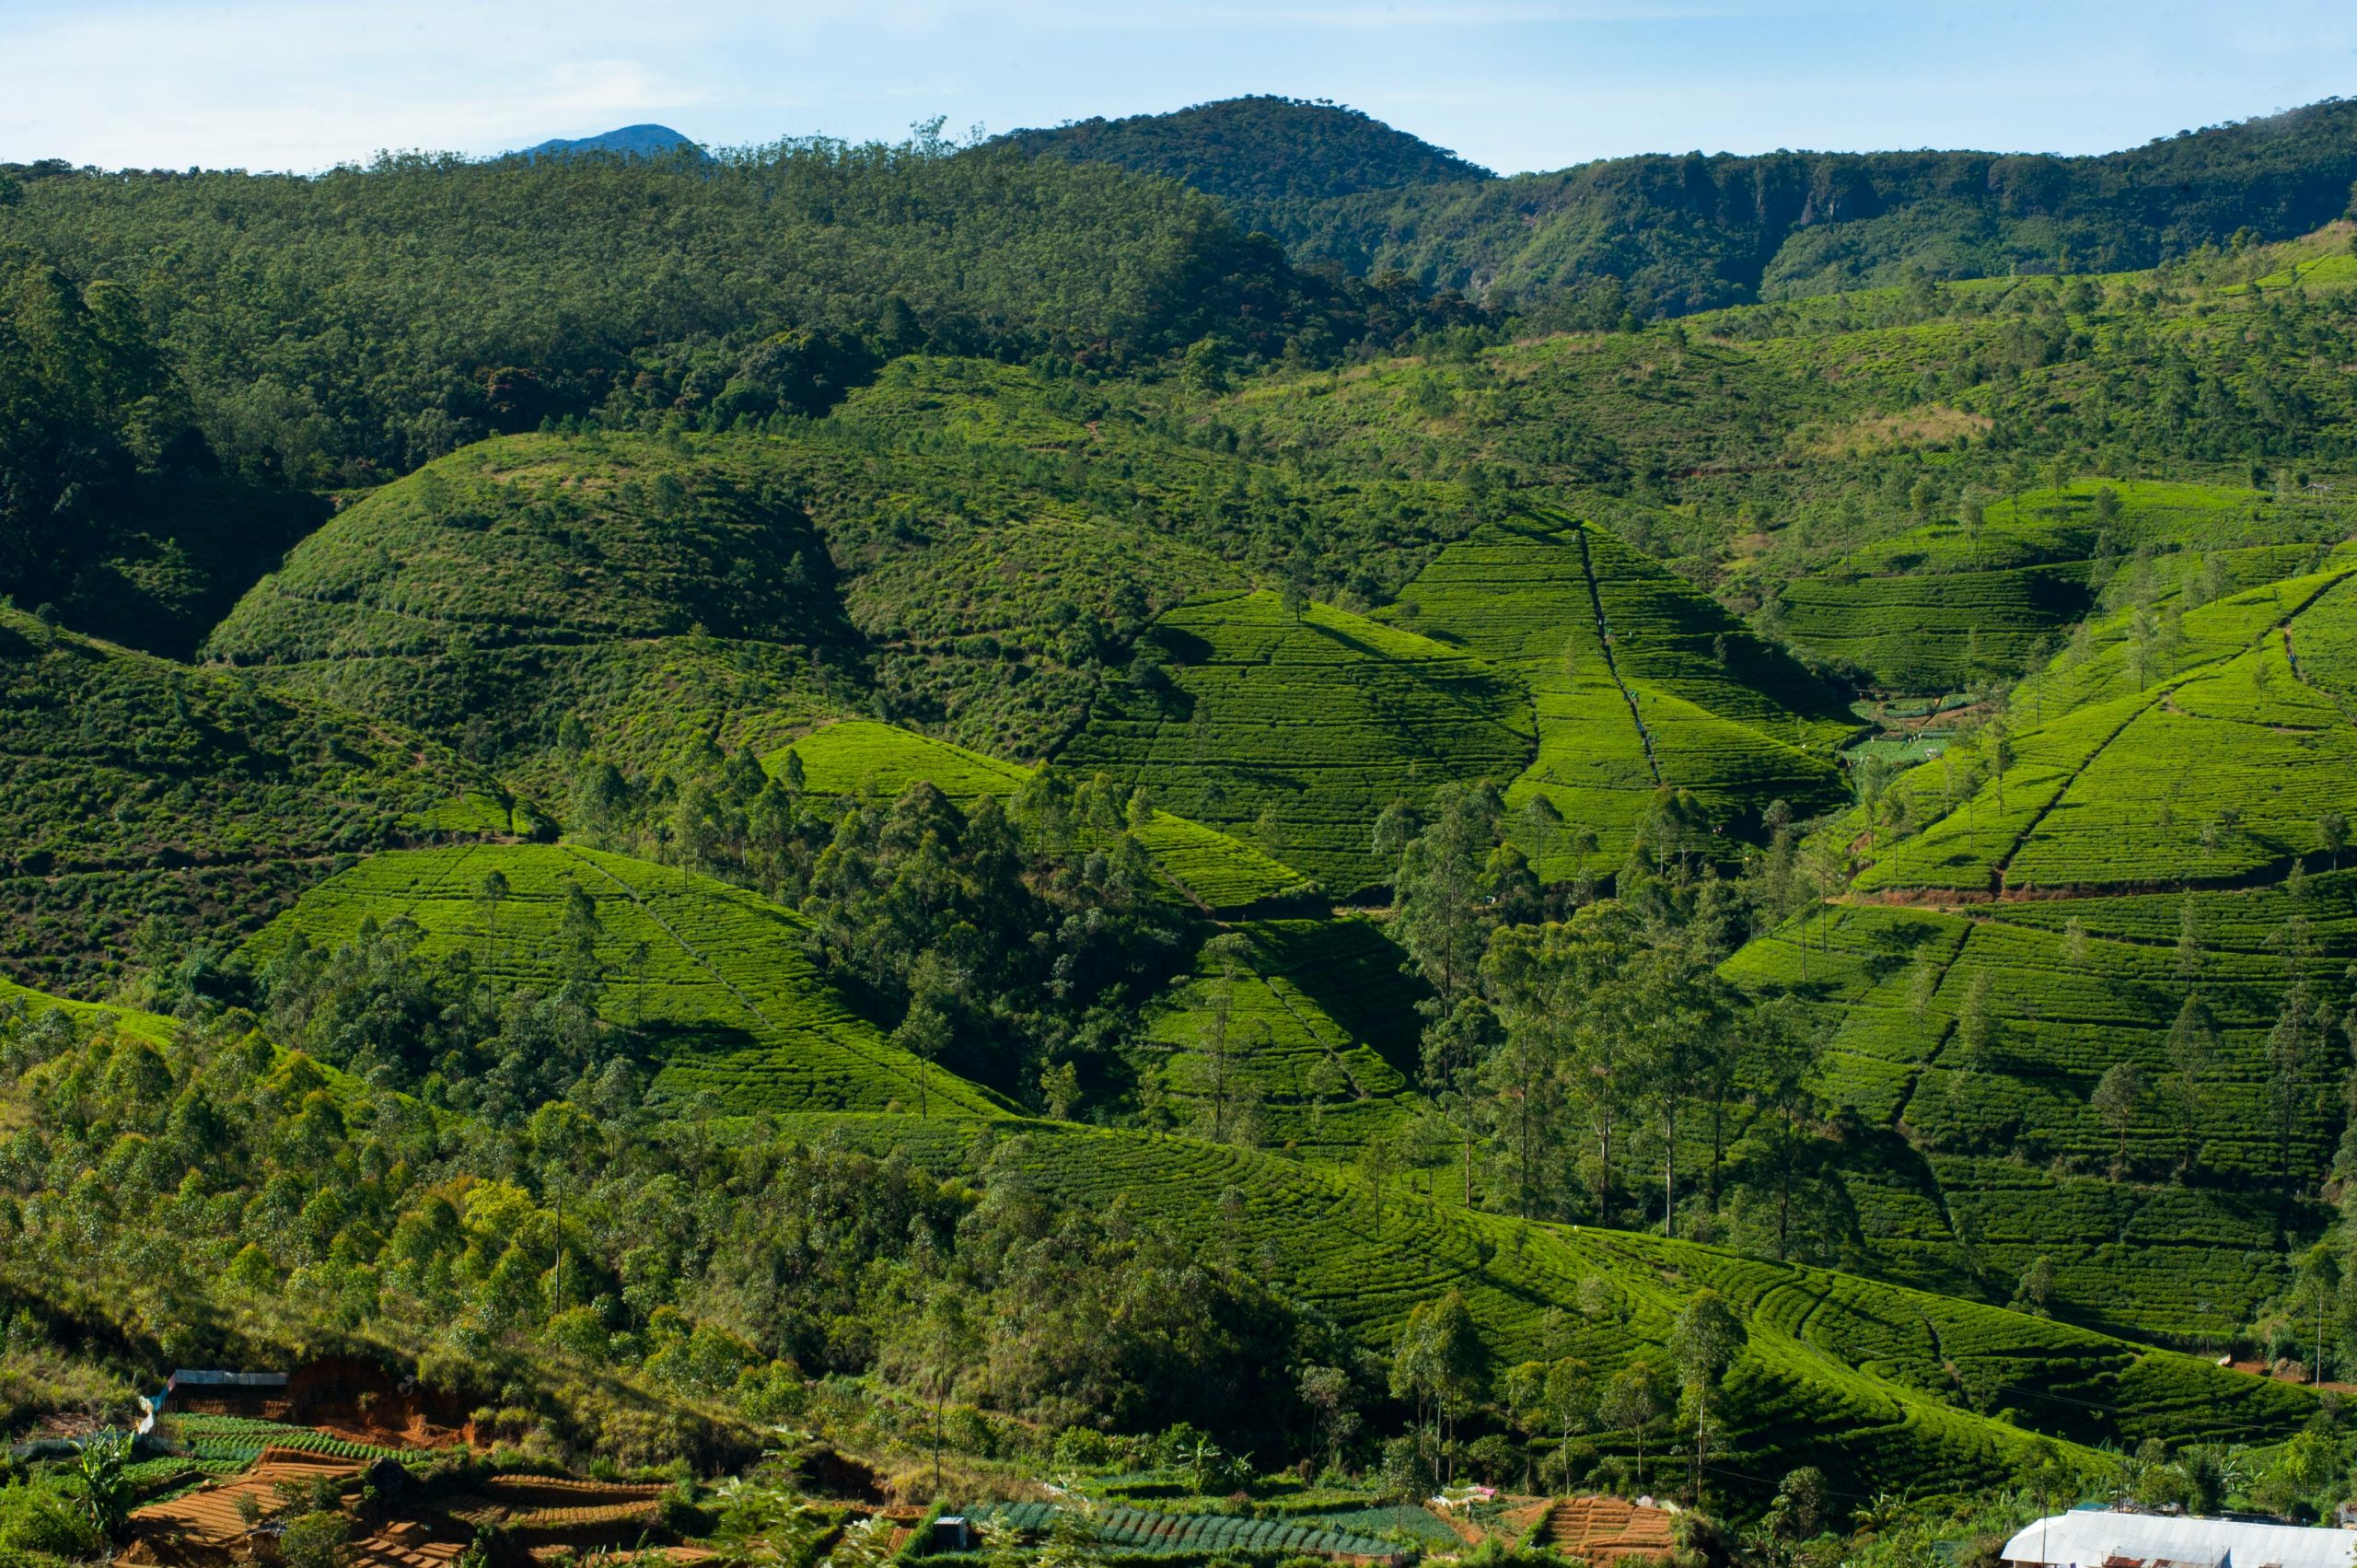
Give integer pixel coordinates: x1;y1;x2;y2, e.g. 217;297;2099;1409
987;95;1490;209
510;122;711;162
999;95;2357;315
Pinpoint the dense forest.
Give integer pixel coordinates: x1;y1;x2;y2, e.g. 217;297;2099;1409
7;89;2357;1568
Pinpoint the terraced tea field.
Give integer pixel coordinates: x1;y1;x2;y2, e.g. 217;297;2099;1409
1141;917;1427;1156
203;434;851;796
1773;480;2354;692
1724;870;2357;1335
766;719;1315;913
1399;520;1851;877
0;608;517;998
1854;556;2357;896
784;1110;2312;1500
243;843;1007;1117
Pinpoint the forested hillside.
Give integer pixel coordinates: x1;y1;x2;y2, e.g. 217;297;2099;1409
1006;95;2357;316
11;93;2357;1559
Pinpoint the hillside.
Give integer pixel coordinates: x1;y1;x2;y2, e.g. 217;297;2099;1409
989;96;1490;211
0;606;518;998
1144;98;2357;314
795;1110;2316;1498
204;433;853;792
244;842;1008;1118
768;718;1317;914
20;77;2357;1540
1057;590;1537;895
1398;518;1853;877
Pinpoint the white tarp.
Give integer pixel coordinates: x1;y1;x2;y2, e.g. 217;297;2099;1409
2003;1512;2357;1568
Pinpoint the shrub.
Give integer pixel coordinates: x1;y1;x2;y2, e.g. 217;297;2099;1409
0;1480;103;1561
279;1511;352;1568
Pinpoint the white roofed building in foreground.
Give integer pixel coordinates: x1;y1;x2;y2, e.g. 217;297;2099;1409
2002;1512;2357;1568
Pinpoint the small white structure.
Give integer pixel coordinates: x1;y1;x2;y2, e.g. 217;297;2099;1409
2002;1512;2357;1568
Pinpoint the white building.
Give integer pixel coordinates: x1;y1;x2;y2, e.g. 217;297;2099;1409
2002;1512;2357;1568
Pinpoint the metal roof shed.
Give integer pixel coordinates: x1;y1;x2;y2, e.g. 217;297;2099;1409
2002;1513;2357;1568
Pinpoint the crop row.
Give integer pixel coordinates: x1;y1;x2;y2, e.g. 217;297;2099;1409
975;1502;1395;1559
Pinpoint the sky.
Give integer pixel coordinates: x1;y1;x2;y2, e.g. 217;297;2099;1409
3;1;2353;177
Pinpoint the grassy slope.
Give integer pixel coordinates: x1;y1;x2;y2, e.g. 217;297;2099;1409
766;718;1410;1150
786;1111;2314;1500
0;976;176;1044
1056;590;1536;895
242;842;1007;1118
1718;543;2357;1338
1398;518;1852;877
766;718;1316;914
0;607;517;998
204;432;856;796
1777;479;2352;692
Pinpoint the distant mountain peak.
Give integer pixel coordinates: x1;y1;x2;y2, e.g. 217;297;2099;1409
988;95;1489;207
509;123;710;163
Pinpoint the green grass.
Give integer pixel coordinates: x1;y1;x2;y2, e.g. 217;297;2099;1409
1396;519;1852;877
766;718;1318;914
0;607;518;998
1056;590;1536;895
242;842;1010;1118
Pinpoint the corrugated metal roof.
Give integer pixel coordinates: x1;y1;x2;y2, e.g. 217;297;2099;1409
2003;1513;2357;1568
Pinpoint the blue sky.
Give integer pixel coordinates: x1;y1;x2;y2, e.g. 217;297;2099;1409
4;1;2352;176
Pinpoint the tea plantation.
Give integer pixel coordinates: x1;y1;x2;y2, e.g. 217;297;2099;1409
785;1109;2315;1500
1724;881;2356;1336
0;606;518;998
1396;519;1852;877
243;842;1008;1117
203;434;852;795
1057;590;1537;894
1141;916;1428;1156
766;718;1317;913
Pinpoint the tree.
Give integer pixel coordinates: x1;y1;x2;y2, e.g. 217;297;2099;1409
1669;1290;1747;1503
1421;996;1501;1206
1389;1292;1484;1486
477;868;512;982
1393;783;1504;1004
280;1512;351;1568
559;877;602;989
2014;1255;2057;1317
2165;993;2218;1170
2091;1061;2145;1178
1600;1361;1667;1493
911;1290;976;1500
1196;932;1257;1144
1281;557;1313;622
1039;1060;1080;1121
1297;1365;1360;1473
2295;1242;2341;1385
1746;994;1826;1260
